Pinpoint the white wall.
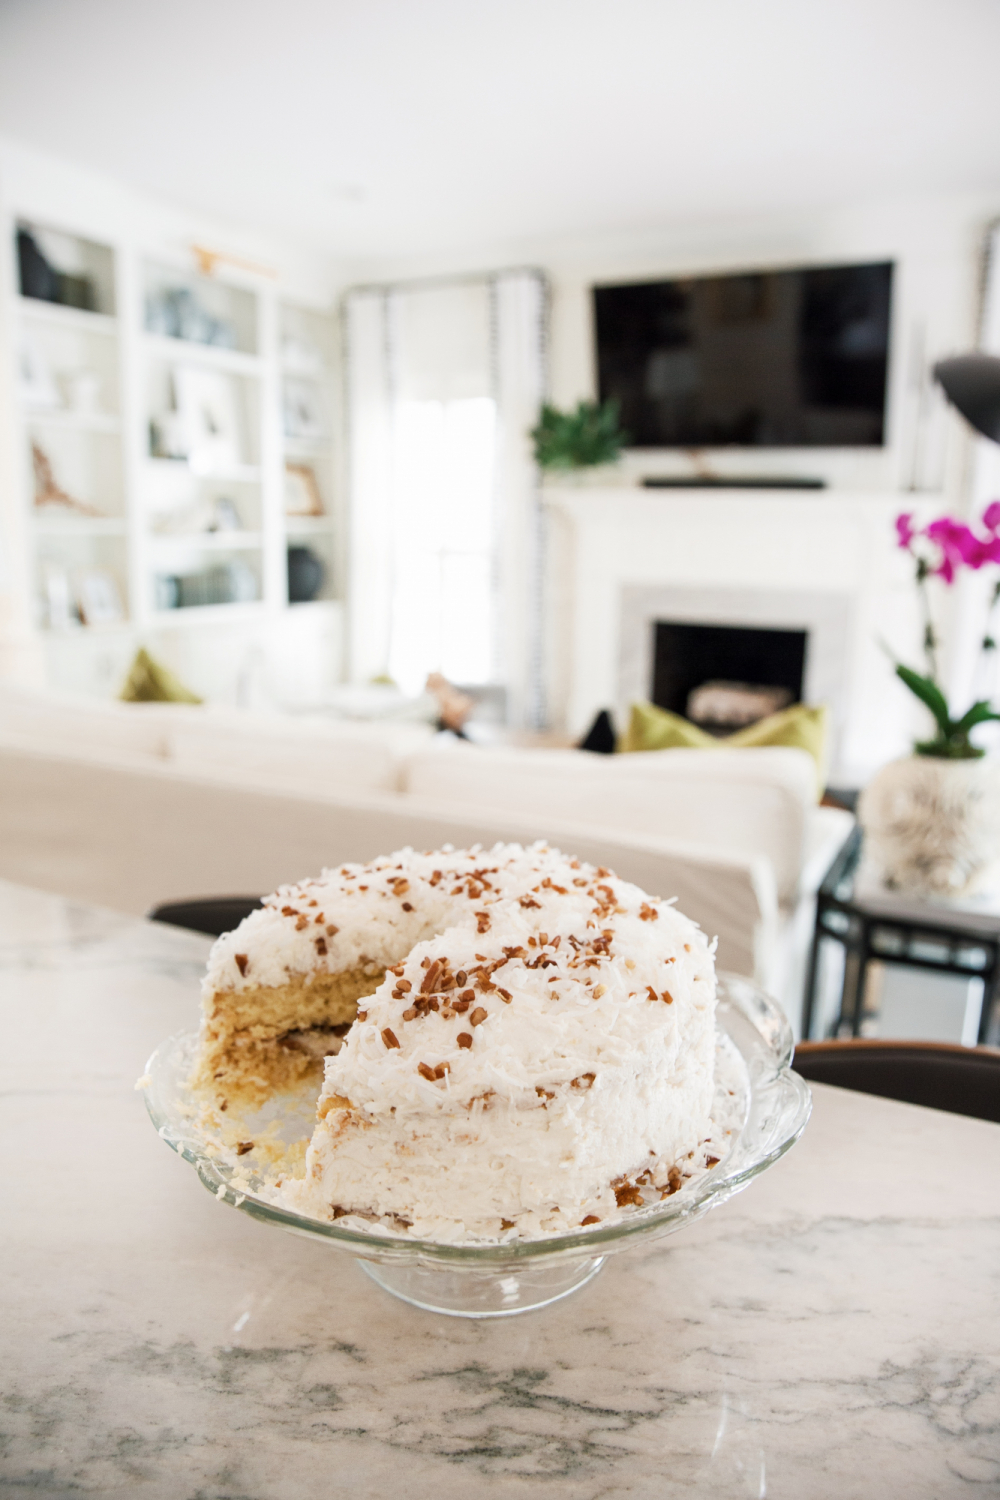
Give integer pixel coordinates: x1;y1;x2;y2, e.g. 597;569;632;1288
352;188;1000;500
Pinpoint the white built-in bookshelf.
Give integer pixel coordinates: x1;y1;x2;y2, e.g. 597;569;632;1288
7;215;342;696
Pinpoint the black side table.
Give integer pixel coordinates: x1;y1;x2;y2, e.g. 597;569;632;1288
803;826;1000;1045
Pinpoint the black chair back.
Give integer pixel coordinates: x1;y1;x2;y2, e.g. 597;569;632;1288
793;1040;1000;1123
148;896;262;938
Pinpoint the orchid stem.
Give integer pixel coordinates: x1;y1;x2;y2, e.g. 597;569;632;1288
916;561;939;682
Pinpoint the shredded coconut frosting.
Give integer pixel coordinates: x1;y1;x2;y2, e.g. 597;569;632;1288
211;842;720;1241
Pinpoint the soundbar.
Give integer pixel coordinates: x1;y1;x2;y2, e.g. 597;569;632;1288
641;476;826;490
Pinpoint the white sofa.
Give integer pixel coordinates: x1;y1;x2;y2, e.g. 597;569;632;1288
0;684;852;1034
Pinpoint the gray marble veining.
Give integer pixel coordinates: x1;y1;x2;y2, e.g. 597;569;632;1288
1;878;998;1499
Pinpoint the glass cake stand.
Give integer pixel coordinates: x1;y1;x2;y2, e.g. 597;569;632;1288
143;973;810;1318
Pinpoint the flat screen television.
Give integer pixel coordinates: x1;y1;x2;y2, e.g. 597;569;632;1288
593;261;893;448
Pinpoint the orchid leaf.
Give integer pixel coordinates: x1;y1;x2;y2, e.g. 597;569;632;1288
895;665;952;733
954;700;1000;734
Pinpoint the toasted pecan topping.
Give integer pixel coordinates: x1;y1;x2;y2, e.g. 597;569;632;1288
356;1010;367;1022
235;1141;254;1155
470;1007;488;1027
639;903;658;922
456;1032;473;1049
392;878;410;896
315;938;327;956
581;1214;600;1225
614;1181;643;1207
417;1061;450;1081
234;953;249;977
402;903;414;912
662;990;674;1004
295;915;308;931
646;985;658;1002
706;1156;720;1168
571;1072;596;1090
421;959;443;993
402;1007;417;1021
475;911;491;933
381;1027;400;1049
455;970;468;987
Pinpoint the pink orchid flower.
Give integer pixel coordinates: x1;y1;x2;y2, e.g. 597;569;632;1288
983;500;1000;533
925;517;982;583
895;512;916;551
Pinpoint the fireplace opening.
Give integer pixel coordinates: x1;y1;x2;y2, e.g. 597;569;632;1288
652;621;807;734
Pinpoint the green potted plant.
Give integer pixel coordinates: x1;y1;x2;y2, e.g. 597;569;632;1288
531;399;628;478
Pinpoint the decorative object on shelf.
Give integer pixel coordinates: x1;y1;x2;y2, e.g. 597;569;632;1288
151;494;244;536
17;228;97;311
286;545;324;603
76;570;123;626
859;502;1000;896
19;333;62;410
31;442;102;516
284;462;324;516
120;647;202;704
156;561;258;610
531;398;628;472
281;335;324;373
60;369;102;416
174;367;243;474
17;228;59;303
283;377;325;440
191;244;276;280
145;284;237;348
210;496;243;532
42;566;77;630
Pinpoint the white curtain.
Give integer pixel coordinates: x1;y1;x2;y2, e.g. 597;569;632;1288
345;271;547;726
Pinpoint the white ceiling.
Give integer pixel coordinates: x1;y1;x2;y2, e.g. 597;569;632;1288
0;0;998;263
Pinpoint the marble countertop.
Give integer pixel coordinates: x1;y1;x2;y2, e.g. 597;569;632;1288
2;879;998;1499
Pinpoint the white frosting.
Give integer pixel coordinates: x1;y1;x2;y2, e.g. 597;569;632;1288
248;842;720;1241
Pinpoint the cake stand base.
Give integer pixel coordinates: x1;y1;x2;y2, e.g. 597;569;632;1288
359;1254;605;1317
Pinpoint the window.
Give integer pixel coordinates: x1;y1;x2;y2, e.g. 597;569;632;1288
388;396;496;693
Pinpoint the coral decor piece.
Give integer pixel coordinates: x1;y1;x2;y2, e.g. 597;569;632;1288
859;755;1000;897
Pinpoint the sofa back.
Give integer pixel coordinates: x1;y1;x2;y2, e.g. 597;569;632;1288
0;738;774;981
0;684;431;796
404;741;815;906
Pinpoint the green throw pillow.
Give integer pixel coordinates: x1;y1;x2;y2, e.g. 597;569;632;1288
621;701;829;799
120;648;202;704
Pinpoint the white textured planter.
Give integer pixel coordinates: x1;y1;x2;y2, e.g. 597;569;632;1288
858;755;1000;898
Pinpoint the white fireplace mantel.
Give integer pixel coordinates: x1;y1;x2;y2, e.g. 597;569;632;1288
542;485;941;785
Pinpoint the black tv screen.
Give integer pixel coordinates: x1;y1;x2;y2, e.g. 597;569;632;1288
593;261;893;448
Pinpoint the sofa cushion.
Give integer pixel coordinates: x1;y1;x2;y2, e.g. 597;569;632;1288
403;740;815;906
165;713;431;795
0;683;175;759
622;701;830;797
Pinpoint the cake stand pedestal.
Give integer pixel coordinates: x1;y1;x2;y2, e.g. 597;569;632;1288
359;1254;606;1317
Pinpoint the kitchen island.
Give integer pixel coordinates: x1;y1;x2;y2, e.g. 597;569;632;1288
2;879;997;1498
